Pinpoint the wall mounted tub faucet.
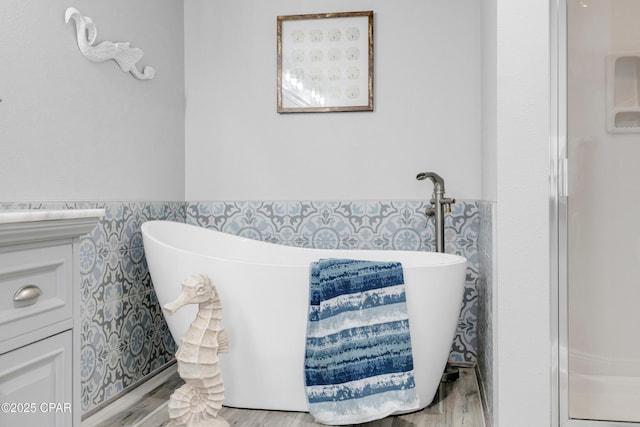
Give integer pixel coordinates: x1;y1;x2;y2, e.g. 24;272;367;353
416;172;455;253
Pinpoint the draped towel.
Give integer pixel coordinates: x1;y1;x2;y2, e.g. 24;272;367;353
305;259;419;425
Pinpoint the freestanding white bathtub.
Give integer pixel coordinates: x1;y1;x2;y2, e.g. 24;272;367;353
141;220;467;413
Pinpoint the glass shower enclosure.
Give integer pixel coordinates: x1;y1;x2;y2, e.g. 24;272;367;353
559;0;640;425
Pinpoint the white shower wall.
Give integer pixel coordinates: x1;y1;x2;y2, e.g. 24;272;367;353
568;0;640;422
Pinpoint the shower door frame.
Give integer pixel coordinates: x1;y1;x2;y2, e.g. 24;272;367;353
552;0;639;426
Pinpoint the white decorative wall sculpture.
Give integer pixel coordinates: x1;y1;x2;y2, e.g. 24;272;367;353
65;7;155;80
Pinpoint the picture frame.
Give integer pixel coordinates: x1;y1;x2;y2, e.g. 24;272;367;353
277;11;374;113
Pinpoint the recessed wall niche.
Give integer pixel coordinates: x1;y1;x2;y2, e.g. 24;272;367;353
607;53;640;133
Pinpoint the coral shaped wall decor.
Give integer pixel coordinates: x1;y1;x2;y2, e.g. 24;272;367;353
164;274;229;427
65;7;155;80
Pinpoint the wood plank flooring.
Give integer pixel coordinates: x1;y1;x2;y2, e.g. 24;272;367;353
83;364;485;427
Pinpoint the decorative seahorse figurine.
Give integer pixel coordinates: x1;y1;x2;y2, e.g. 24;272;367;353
163;274;230;427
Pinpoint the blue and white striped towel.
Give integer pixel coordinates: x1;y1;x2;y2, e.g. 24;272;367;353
305;259;419;425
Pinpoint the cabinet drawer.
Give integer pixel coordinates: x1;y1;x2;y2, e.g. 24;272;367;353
0;245;73;344
0;331;73;427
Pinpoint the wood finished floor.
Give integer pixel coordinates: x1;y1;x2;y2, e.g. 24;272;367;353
83;364;485;427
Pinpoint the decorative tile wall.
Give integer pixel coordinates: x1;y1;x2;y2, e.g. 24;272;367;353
1;198;483;414
78;202;184;413
477;200;496;425
186;200;480;363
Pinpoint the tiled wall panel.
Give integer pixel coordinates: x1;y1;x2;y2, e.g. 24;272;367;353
78;202;184;412
186;200;480;364
477;200;496;425
1;199;484;414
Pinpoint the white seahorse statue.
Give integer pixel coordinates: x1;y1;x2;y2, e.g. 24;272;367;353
164;274;230;427
65;7;155;80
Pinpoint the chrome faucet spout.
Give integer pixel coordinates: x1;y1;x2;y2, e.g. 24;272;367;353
416;172;445;192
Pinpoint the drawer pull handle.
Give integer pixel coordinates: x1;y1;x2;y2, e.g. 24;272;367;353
13;285;42;306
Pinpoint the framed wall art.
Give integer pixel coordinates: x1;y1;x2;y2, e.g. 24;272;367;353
277;11;374;113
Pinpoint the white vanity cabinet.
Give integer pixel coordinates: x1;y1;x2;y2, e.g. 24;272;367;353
0;210;103;427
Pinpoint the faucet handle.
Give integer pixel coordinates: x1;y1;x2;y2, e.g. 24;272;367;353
442;198;456;213
425;206;435;217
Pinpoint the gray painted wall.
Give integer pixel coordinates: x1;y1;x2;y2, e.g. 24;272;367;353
0;1;185;201
184;0;482;201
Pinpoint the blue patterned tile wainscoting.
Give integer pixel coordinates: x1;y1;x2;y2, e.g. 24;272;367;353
186;200;480;364
0;199;484;415
78;202;185;413
477;201;496;426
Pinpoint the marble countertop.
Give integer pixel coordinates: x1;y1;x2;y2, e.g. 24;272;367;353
0;209;105;224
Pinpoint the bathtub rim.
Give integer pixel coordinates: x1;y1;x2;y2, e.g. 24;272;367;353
141;220;468;268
